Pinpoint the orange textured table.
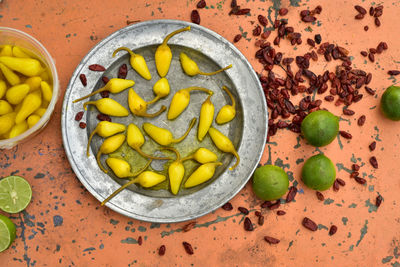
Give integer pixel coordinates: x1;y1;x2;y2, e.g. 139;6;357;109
1;0;400;266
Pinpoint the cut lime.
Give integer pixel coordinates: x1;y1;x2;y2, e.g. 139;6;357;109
0;176;32;213
0;214;16;252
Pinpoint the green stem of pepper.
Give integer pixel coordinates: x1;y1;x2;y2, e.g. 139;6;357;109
198;64;232;76
139;105;167;118
222;85;236;109
171;118;197;143
161;26;191;45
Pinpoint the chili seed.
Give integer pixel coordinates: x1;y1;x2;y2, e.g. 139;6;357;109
279;8;288;16
100;91;110;98
89;64;106;71
118;63;128;79
197;0;206;8
258;15;268;26
158;245;166;256
182;242;194;255
316;191;325;201
264;236;280;244
277;210;286;216
244;217;254;231
329;225;338;236
191;10;200;24
79;122;86;129
238;207;249;215
97;114;111;122
233;34;242;43
138;236;143;246
369;156;378;169
388;70;400;76
222;202;233;211
369;141;376;151
355;177;367;184
75;111;84;121
285;186;297;203
302;217;318;231
337;178;346;186
339;131;352;139
79;74;87;86
354;5;367;15
376;195;383;207
182;221;196;232
258;215;264;226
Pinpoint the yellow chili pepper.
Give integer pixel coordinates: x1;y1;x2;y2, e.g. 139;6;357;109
167;86;213;120
73;78;135;103
113;47;151;80
147;78;170;105
40;81;53;102
39;68;50;81
126;123;170;160
25;76;42;92
129;171;166;187
8;120;28;139
179;52;232;77
128;88;166;118
83;98;129;117
216;86;237;124
143;117;197;146
106;157;151;178
96;133;126;173
86;121;126;156
0;112;16;135
155;26;191;77
181;147;218;164
198;95;214;141
184;162;222;188
100;159;153;206
34;108;46;117
15;90;42;124
0;45;13;57
0;62;21;86
27;114;41;128
162;147;185;195
6;84;30;105
12;46;30;58
0;56;43;77
0;80;6;99
208;127;240;170
0;100;13;115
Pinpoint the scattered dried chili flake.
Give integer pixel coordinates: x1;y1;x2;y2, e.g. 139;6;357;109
285;186;297;203
258;15;268;26
182;221;196;232
336;178;346;186
369;141;377;151
264;236;280;244
102;76;110;84
355;177;367;184
376;195;383;207
388;70;400;76
138;236;143;245
339;131;352;139
277;210;286;216
279;8;288;16
352;164;360;171
258;215;264;226
79;74;87;86
191;10;200;24
196;0;206;8
89;64;106;71
97;114;111;122
182;242;194;255
302;217;318;231
75;111;84;121
316;191;325;201
118;63;128;79
369;156;378;169
329;225;338;236
158;245;166;256
221;202;233;211
358;115;366;126
233;34;242;43
238;207;249;215
79;122;86;129
100;91;110;98
244;217;254;231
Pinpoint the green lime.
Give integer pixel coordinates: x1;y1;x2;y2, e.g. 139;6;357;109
0;214;16;252
301;110;339;147
301;154;336;191
0;176;32;213
252;165;289;201
381;85;400;121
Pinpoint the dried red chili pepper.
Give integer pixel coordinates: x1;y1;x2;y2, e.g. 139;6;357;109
89;64;106;71
79;74;87;86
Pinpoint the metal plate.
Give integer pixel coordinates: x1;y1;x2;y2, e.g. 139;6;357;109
61;19;267;223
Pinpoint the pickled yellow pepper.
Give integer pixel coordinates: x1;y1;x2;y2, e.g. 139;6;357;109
106;157;138;178
96;133;126;173
155;26;191;77
167;87;213;120
86;121;126;156
73;78;135;103
143;118;197;146
184;162;222;188
128;88;166;118
15;90;42;124
181;147;218;164
6;84;30;105
208;127;240;170
198;95;214;141
0;100;13;115
83;98;129;117
0;112;16;135
179;52;232;77
162;147;185;195
216;86;236;124
0;63;21;86
0;56;43;76
113;47;151;80
146;78;170;105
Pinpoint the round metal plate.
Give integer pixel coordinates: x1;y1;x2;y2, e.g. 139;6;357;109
61;19;267;223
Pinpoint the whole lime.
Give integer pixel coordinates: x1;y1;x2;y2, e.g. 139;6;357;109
301;110;339;147
252;165;289;201
381;85;400;121
0;214;16;252
301;154;336;191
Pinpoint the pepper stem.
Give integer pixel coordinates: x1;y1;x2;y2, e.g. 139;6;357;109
162;26;191;45
101;160;152;206
222;86;236;108
146;95;160;105
73;86;107;103
172;118;197;143
135;147;171;160
96;151;108;173
83;101;95;111
180;154;194;162
185;86;213;95
198;64;232;76
161;147;181;162
139;105;166;118
112;47;135;58
229;150;240;171
86;128;97;157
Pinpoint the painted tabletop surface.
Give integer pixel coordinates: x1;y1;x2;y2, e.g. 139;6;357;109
1;0;400;266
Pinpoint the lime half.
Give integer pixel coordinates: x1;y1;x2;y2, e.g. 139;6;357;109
0;176;32;213
0;214;16;252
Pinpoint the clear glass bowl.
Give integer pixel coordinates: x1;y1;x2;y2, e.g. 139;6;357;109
0;27;59;149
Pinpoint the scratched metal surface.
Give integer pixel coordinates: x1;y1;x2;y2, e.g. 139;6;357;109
0;0;400;266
